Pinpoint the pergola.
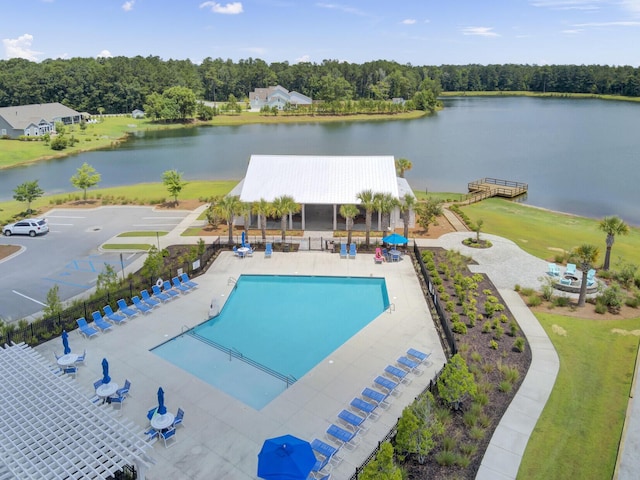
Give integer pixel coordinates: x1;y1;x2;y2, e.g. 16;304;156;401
0;343;154;480
237;155;413;231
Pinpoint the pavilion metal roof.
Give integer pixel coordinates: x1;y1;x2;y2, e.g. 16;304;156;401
0;343;153;480
239;155;400;205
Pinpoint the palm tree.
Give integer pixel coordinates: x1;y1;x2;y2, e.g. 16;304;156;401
271;195;300;242
399;193;416;240
395;157;413;178
357;189;376;246
574;244;599;307
599;216;629;271
374;193;397;232
252;198;272;243
212;195;241;245
340;204;359;245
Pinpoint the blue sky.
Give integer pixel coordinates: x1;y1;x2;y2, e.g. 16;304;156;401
2;0;640;66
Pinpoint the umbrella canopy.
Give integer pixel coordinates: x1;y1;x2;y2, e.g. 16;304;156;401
257;434;316;480
157;387;167;415
241;230;246;247
61;330;70;355
382;232;408;245
101;358;111;384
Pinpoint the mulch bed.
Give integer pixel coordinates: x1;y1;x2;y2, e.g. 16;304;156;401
401;247;532;479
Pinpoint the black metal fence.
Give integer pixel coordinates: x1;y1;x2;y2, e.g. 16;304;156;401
0;240;224;347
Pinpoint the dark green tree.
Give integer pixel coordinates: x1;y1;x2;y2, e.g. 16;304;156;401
13;180;44;213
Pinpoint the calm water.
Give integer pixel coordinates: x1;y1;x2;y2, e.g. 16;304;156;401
152;274;389;409
2;96;639;224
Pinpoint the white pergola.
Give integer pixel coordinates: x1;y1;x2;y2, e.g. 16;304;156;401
0;343;154;480
237;154;413;231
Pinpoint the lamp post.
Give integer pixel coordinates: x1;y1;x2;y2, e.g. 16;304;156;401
119;253;125;281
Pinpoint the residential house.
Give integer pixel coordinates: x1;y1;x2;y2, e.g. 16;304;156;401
249;85;312;111
0;103;83;139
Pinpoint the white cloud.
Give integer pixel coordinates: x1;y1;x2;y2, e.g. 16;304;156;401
562;28;584;33
572;20;640;26
199;1;244;14
530;0;600;10
295;54;311;63
2;34;42;61
461;26;500;37
316;3;367;16
402;19;416;25
621;0;640;14
97;50;113;58
122;1;135;12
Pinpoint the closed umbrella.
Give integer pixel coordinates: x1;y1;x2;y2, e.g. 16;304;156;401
101;358;111;384
157;387;167;415
61;330;70;355
382;232;408;246
257;434;316;480
241;230;246;247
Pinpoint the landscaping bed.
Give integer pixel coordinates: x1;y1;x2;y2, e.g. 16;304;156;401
398;248;531;479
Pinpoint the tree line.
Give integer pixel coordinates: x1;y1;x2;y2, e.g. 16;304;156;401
1;56;638;115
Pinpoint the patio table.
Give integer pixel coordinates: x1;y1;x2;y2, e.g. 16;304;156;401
57;353;78;367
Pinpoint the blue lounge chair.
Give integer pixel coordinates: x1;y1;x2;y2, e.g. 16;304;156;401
172;276;191;293
548;263;561;277
382;248;390;261
117;298;139;318
76;317;99;339
265;243;273;258
91;311;114;332
374;375;401;396
407;348;430;364
350;397;380;420
152;285;172;303
560;277;572;286
180;273;198;289
162;281;180;298
140;289;161;308
311;439;343;467
397;356;423;375
565;263;577;276
103;305;127;324
361;387;391;409
348;243;357;259
337;410;368;434
587;269;597;287
384;365;412;385
326;424;361;450
339;243;347;259
132;295;152;314
311;454;333;477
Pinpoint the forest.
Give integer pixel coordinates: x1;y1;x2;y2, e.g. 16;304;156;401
1;56;639;114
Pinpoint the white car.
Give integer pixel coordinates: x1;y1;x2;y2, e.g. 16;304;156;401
3;218;49;237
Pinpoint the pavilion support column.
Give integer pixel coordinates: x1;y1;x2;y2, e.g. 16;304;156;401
257;214;262;230
301;204;306;230
377;211;382;231
289;212;293;230
333;204;337;231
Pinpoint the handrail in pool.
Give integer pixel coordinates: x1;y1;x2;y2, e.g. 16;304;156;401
188;331;296;387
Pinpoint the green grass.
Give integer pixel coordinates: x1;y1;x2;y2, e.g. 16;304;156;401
518;313;640;480
117;231;168;237
415;191;466;202
460;198;640;266
101;243;152;250
440;91;640;103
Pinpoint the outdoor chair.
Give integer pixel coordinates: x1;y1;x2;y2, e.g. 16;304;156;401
160;426;177;448
143;426;159;444
374;375;402;397
265;243;273;258
91;311;114;332
350;397;380;421
116;379;131;398
110;394;126;412
310;438;343;467
548;263;561;277
172;276;191;293
325;424;361;451
337;409;368;434
180;273;198;289
173;408;184;429
349;243;357;259
63;366;77;378
397;356;423;375
117;298;139;318
406;348;430;364
103;305;127;324
76;317;99;339
74;349;86;365
132;295;153;314
384;365;412;385
152;284;172;303
162;281;180;298
339;243;347;259
565;263;577;276
140;289;161;308
361;387;392;409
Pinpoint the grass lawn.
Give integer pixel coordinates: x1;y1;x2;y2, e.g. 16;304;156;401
101;243;152;250
518;313;640;479
117;231;168;237
460;198;640;266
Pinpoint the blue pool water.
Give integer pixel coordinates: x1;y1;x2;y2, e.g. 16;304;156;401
152;275;389;409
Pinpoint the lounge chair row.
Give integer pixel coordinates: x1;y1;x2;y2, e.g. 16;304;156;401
339;243;357;259
76;274;199;338
313;348;431;475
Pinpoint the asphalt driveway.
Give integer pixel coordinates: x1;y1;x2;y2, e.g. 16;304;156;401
0;206;189;322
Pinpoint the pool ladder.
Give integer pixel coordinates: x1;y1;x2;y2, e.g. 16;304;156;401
386;303;396;314
227;276;236;285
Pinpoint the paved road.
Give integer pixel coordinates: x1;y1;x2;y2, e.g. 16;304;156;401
0;206;189;322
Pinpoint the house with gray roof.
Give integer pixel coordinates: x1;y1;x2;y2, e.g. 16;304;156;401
0;103;83;139
249;86;312;111
233;154;416;231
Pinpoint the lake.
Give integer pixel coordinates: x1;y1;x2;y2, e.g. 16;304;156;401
1;96;639;225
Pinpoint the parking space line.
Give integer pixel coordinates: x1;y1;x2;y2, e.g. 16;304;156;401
12;290;46;306
132;223;180;227
46;215;85;219
47;223;74;226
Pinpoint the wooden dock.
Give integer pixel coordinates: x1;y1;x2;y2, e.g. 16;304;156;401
462;178;528;205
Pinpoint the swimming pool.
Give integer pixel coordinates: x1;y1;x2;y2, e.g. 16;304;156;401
152;274;389;409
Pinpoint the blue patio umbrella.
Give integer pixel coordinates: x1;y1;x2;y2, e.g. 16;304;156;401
101;358;111;384
382;232;408;245
61;330;70;355
241;230;246;247
257;434;316;480
157;387;167;415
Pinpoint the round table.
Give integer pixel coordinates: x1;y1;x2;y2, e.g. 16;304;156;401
57;353;79;367
96;382;119;399
151;412;175;430
237;247;249;258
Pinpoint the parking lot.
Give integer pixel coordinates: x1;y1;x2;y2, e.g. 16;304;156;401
0;206;189;322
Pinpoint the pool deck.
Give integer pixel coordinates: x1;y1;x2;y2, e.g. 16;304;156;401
36;250;446;479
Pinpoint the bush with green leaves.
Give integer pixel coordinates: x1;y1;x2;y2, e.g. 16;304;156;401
597;284;625;313
395;391;443;464
490;339;499;350
359;441;403;480
42;285;63;319
95;263;121;297
437;354;477;409
482;321;492;333
452;321;467;334
527;295;542;307
513;336;526;352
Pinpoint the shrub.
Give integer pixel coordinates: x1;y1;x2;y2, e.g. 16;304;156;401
435;450;456;466
595;302;607;314
553;296;571;307
509;320;519;337
520;287;535;296
486;294;499;303
468;312;477;327
470;351;482;363
625;296;640;308
514;284;521;292
490;340;499;350
442;435;457;452
469;426;485;440
482;321;492;333
484;302;496;317
455;453;471;468
527;294;542;307
452;321;467;334
460;443;478;457
499;380;513;393
451;313;460;323
437;354;477;409
473;391;489;406
514;337;526;352
493;324;504;340
598;284;625;313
